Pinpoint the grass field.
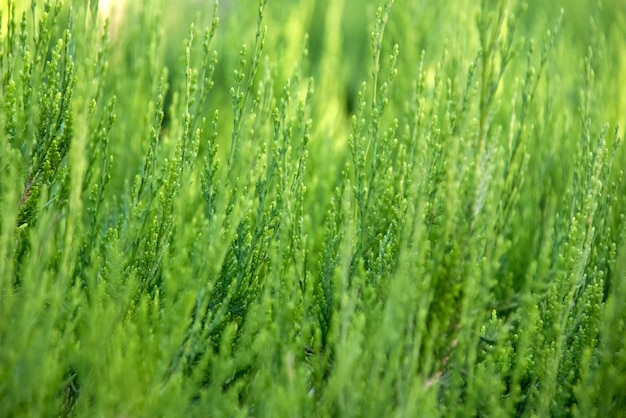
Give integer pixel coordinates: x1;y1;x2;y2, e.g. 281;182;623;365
1;0;625;416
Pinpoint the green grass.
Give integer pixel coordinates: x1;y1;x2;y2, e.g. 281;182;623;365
1;0;625;416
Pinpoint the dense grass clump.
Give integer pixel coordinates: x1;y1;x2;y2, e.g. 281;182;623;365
1;0;625;416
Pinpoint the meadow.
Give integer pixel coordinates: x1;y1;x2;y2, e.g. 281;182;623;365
1;0;625;416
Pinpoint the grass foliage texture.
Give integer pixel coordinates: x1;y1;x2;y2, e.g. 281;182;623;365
1;0;626;416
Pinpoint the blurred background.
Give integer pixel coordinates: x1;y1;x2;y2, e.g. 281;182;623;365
2;0;623;131
2;0;624;199
97;0;624;112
